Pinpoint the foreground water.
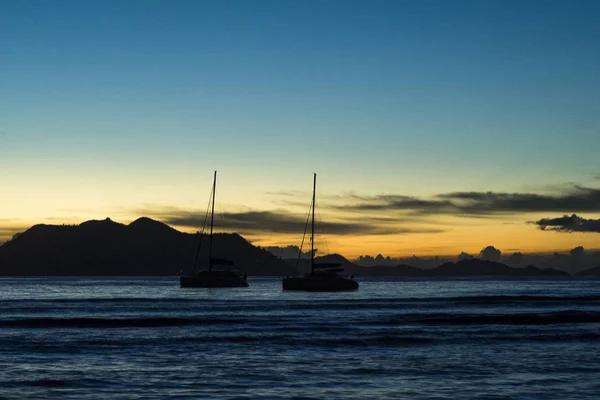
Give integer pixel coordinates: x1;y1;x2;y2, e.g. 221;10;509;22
1;277;599;399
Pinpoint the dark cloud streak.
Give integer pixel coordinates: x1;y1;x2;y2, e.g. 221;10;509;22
336;185;600;215
136;207;443;236
531;214;600;233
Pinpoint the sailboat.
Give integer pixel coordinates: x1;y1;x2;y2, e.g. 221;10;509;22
180;171;249;288
282;174;359;291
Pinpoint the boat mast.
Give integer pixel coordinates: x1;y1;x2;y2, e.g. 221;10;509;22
311;173;316;274
208;170;216;271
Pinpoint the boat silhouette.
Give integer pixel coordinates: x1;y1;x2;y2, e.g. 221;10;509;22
282;174;359;291
180;171;249;288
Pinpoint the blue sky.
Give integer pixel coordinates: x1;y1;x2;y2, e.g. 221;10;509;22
1;0;599;255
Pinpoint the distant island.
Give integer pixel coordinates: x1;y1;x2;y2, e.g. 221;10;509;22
0;217;595;277
576;266;600;276
285;254;570;278
0;217;289;276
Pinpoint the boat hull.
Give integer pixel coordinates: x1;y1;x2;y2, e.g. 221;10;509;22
282;276;359;292
180;270;249;288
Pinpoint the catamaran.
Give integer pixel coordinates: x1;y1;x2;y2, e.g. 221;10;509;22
282;174;359;291
180;171;249;288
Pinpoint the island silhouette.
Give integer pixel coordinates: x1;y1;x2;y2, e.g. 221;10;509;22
0;217;592;277
0;217;289;276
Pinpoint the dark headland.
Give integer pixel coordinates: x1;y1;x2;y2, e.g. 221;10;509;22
0;218;288;276
0;217;579;277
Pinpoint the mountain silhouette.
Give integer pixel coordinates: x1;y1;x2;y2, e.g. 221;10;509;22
283;253;356;275
426;259;568;277
0;218;291;276
283;254;567;277
0;218;572;277
576;266;600;276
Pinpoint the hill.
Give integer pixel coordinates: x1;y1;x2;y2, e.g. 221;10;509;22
282;253;358;275
0;218;291;276
0;219;572;277
427;259;569;277
281;254;568;277
576;266;600;276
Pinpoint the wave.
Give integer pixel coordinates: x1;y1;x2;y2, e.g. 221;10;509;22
435;295;600;303
2;294;600;306
4;330;600;349
1;334;436;348
0;317;260;328
409;310;600;325
3;377;109;389
23;378;73;388
3;310;600;329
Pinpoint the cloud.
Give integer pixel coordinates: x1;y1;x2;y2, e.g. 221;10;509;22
336;185;600;216
457;251;474;261
264;190;307;198
531;214;600;233
441;186;600;213
123;184;600;237
263;245;313;259
133;206;443;236
570;246;585;256
166;210;349;234
479;245;501;261
339;194;453;214
508;252;523;264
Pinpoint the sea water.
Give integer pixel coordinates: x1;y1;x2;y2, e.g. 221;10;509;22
1;277;599;399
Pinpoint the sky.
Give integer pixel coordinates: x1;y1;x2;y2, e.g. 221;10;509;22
1;0;599;257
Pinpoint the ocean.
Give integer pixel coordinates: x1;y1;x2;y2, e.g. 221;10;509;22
1;277;599;399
